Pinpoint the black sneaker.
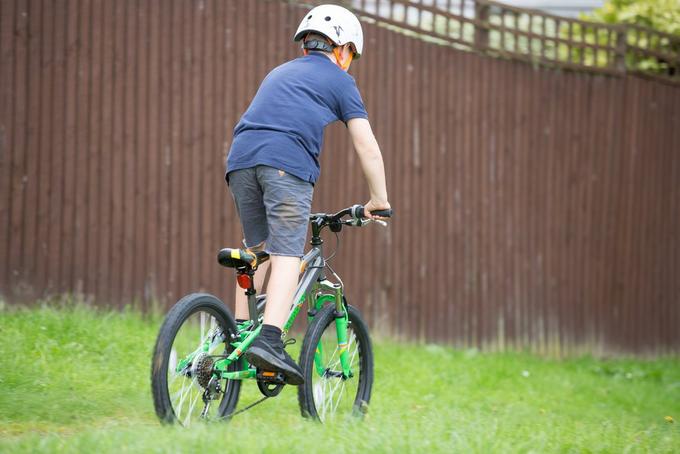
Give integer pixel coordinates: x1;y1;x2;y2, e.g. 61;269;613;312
245;337;304;385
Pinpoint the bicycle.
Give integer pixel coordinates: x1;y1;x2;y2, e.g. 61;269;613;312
150;204;392;425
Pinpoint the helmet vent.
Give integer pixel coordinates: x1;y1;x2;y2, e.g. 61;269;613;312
308;15;312;19
325;16;331;21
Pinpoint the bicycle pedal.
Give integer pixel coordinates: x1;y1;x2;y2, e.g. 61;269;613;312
256;370;286;384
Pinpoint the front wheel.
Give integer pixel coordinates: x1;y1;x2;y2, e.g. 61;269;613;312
151;293;241;426
297;303;374;421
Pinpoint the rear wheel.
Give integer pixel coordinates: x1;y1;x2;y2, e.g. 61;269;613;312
151;293;242;425
297;303;374;421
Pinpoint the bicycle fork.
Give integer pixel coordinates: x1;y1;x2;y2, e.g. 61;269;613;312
311;282;353;379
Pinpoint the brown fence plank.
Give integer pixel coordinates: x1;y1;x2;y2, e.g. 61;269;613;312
211;0;226;300
132;0;148;304
0;0;16;295
20;0;40;302
44;0;66;296
109;0;125;306
60;0;79;296
120;0;136;304
196;0;208;295
167;0;182;303
71;0;91;298
96;0;114;302
7;0;28;299
84;0;102;299
0;0;12;294
145;0;160;304
177;0;192;300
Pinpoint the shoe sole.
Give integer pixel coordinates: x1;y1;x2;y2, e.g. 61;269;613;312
246;346;304;386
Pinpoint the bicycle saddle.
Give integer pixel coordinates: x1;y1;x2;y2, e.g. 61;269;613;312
217;248;270;270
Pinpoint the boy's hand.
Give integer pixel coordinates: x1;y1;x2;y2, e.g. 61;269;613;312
363;200;391;220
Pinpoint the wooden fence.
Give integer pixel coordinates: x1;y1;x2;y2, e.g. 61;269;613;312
1;0;679;354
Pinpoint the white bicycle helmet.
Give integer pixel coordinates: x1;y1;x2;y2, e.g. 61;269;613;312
293;4;364;58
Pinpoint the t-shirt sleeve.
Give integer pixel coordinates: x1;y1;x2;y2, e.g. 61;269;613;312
336;77;369;123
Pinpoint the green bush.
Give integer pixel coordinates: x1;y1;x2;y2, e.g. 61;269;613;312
576;0;680;74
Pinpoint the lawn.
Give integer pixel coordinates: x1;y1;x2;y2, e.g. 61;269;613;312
0;303;678;453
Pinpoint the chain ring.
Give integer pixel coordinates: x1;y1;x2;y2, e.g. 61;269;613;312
257;380;284;397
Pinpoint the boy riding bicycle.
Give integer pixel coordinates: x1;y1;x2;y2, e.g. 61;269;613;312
225;4;390;385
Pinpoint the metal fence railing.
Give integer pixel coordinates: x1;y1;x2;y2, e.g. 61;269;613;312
313;0;680;82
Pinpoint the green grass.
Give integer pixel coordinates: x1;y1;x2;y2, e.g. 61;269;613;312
1;303;679;453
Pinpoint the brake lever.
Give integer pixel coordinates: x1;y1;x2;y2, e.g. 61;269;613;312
348;218;387;227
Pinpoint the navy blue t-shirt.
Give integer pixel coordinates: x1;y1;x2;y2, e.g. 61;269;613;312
226;52;368;184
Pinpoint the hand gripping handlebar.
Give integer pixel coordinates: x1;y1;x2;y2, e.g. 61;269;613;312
350;204;393;219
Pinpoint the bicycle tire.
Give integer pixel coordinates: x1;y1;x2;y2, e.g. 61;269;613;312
151;293;241;425
297;303;374;421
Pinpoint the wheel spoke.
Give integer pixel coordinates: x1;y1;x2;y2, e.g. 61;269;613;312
332;380;347;413
184;385;201;426
200;312;206;346
347;333;359;369
322;375;333;420
174;377;189;421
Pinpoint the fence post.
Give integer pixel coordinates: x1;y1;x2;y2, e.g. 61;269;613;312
615;26;627;73
475;1;490;51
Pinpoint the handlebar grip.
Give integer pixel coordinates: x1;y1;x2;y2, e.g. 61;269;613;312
355;206;393;218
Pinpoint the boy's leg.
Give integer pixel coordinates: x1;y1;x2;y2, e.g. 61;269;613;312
228;168;271;320
246;255;304;385
262;256;300;327
244;166;313;385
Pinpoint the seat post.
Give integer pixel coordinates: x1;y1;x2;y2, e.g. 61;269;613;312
245;270;259;328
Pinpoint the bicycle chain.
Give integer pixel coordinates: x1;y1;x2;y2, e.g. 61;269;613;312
228;396;270;417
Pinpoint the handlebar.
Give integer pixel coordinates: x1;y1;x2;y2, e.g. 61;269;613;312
309;204;392;230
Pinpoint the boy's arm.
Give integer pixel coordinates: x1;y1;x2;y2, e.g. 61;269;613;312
347;118;390;218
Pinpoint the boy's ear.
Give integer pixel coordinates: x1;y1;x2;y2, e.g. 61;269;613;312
344;45;353;58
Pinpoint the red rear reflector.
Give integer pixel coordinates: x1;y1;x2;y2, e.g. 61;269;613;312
236;274;252;289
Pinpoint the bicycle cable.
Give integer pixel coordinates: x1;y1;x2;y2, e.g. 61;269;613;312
325;231;340;263
325;261;345;290
307;231;340;270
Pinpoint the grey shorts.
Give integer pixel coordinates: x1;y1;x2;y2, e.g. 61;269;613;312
227;165;314;257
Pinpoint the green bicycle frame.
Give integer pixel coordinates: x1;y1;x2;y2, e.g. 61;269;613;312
207;232;353;381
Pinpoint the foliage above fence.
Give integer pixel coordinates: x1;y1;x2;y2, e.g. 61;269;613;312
303;0;680;82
